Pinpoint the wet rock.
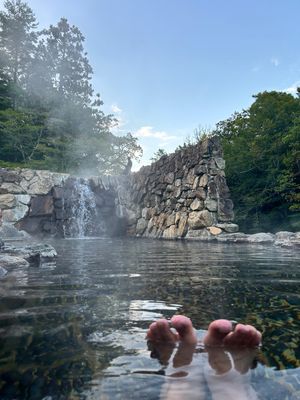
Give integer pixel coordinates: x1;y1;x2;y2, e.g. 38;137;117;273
0;254;29;268
208;226;222;235
247;233;275;244
0;266;7;277
275;231;300;247
2;243;57;266
186;228;214;240
217;233;251;243
0;224;30;239
216;223;239;233
29;196;54;216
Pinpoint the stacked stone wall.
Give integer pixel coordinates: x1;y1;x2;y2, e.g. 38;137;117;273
126;136;238;239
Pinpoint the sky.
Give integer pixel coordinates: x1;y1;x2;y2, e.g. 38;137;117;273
1;0;300;169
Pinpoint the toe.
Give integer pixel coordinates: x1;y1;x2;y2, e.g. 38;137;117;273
171;315;197;344
223;324;261;347
147;319;177;343
203;319;233;346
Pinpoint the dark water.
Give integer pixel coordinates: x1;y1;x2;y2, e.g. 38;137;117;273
0;238;299;399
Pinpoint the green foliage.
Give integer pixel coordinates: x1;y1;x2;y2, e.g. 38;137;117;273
0;0;142;174
215;91;300;232
150;148;168;162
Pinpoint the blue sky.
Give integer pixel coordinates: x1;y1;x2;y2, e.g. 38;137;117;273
1;0;300;169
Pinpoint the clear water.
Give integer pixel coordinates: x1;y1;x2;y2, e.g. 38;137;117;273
0;238;299;399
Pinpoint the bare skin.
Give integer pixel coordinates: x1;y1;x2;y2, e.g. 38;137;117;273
147;315;262;400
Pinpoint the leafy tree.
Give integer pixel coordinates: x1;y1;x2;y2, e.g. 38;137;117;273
215;91;300;231
150;148;168;162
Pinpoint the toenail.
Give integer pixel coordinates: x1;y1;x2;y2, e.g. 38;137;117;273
230;320;238;330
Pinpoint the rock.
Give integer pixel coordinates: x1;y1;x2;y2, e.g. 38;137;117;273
2;202;29;222
0;254;29;268
214;157;226;170
166;213;176;227
218;198;234;221
177;215;188;237
208;226;222;235
164;172;174;184
216;223;239;233
217;233;250;243
190;198;204;211
15;194;31;205
186;228;214;240
136;218;148;235
274;231;300;247
2;243;57;266
162;225;177;239
188;210;215;229
0;266;7;277
21;169;35;181
247;233;275;244
0;224;30;238
205;198;218;212
29;196;54;216
0;182;24;194
0;194;16;209
199;174;208;188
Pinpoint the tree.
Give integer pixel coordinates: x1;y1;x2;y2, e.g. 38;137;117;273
40;18;93;105
150;148;168;162
0;0;37;88
215;91;300;231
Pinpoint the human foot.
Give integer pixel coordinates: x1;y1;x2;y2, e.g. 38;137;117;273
203;319;262;348
147;315;197;367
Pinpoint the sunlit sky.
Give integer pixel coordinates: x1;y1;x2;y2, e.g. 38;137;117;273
1;0;300;169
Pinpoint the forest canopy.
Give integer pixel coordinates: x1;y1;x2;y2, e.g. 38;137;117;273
0;0;142;175
215;90;300;232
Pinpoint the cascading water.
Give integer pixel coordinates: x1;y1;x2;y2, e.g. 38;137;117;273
63;178;100;238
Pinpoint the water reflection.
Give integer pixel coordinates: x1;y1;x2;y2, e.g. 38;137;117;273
0;238;299;399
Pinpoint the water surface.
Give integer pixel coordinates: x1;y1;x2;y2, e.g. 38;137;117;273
0;238;299;399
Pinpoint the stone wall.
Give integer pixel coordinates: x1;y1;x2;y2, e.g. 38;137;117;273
125;136;238;239
0;136;238;239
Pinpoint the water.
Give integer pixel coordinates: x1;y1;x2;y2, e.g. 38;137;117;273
0;238;299;399
62;179;103;238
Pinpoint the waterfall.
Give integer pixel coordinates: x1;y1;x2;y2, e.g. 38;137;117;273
63;178;99;238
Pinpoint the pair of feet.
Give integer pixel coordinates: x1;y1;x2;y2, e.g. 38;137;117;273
147;315;262;375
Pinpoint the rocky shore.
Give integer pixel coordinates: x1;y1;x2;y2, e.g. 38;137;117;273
0;241;57;277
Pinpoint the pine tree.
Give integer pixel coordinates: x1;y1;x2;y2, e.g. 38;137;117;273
0;0;37;86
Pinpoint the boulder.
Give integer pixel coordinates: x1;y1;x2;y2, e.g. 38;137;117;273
186;228;214;240
188;210;215;229
208;226;222;235
0;254;29;268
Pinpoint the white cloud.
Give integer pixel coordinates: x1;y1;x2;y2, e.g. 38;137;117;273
271;57;279;67
134;126;176;141
283;81;300;95
111;103;122;114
